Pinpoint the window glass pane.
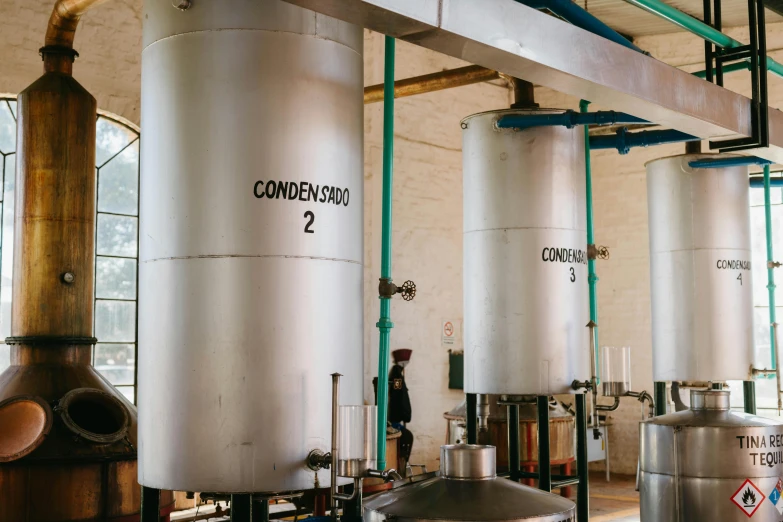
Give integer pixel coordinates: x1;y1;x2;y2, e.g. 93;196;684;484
97;214;137;257
751;185;764;206
753;306;783;367
0;153;13;342
0;343;7;375
6;100;16;119
95;300;136;342
94;343;135;385
749;173;783;206
98;140;139;216
0;101;14;155
751;206;769;306
95;117;137;167
96;257;136;299
116;385;135;405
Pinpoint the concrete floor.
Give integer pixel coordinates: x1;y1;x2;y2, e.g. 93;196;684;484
568;471;640;521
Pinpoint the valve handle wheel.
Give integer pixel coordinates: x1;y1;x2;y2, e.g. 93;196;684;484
399;280;416;301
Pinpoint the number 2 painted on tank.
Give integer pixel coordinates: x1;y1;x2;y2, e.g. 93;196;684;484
570;267;576;283
304;211;315;234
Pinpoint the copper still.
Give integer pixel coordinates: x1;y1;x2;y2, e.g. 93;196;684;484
0;3;172;519
443;396;576;467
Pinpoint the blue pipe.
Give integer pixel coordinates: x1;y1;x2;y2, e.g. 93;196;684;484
514;0;644;53
688;156;773;169
751;176;783;188
497;110;648;130
589;128;699;154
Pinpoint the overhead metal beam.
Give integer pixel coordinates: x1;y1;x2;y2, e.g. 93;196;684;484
283;0;783;162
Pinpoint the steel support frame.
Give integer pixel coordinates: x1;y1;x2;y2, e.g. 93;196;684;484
466;393;478;444
654;381;667;416
537;396;552;492
575;394;589;522
140;486;160;522
508;404;521;482
744;380;757;414
281;0;783;163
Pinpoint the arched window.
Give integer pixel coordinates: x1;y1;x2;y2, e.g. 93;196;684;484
0;97;140;404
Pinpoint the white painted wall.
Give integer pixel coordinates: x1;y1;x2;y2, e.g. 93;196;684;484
4;0;783;477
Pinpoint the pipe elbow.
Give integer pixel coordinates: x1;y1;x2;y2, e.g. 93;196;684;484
44;0;108;49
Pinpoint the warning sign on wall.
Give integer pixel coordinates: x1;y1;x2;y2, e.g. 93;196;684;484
731;479;765;517
442;321;455;346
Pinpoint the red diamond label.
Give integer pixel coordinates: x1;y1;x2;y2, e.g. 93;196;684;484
732;479;766;517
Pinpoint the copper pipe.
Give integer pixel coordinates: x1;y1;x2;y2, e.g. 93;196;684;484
44;0;109;50
364;65;502;104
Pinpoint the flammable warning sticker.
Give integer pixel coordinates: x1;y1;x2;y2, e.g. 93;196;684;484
769;478;783;515
732;479;765;517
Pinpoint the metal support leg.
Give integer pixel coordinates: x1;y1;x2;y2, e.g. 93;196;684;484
140;486;160;522
231;494;252;522
654;381;667;416
508;404;521;482
537;395;551;492
576;394;590;522
744;380;757;414
252;499;269;522
466;393;478;444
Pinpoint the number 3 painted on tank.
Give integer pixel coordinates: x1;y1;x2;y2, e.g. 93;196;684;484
304;211;315;234
570;267;576;283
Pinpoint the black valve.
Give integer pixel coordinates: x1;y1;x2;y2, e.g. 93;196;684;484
378;278;416;301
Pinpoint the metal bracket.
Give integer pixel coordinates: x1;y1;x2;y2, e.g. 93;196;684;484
706;0;769;151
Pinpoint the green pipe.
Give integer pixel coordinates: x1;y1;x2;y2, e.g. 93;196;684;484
623;0;783;78
581;100;600;382
375;35;396;471
764;164;778;370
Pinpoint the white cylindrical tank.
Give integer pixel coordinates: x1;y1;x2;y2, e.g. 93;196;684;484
647;154;753;382
138;0;363;492
462;110;589;395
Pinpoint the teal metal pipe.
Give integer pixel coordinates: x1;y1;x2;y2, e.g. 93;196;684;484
764;164;778;371
375;36;396;471
623;0;783;78
581;100;600;382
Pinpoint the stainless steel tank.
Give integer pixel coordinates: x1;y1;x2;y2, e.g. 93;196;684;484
646;155;753;382
364;445;575;522
139;0;363;492
640;389;783;521
462;110;589;395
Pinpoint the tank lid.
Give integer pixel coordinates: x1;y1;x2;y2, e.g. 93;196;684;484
364;445;575;522
440;445;495;479
690;389;730;411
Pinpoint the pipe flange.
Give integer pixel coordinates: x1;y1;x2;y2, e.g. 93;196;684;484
39;46;79;60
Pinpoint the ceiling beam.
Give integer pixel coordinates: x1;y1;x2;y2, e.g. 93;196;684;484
283;0;783;162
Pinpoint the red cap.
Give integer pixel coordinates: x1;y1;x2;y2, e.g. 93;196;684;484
392;349;412;363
